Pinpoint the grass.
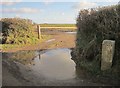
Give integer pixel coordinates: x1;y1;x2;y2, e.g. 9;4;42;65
39;24;76;27
1;35;51;51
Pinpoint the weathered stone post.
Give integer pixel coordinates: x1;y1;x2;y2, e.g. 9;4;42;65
101;40;115;71
37;25;41;39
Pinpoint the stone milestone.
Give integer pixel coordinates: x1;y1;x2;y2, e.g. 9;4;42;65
101;40;115;71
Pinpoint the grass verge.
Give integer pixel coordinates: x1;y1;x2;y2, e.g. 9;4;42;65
1;35;51;52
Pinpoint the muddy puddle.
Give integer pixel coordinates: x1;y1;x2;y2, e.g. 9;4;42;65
2;48;106;86
46;39;55;43
65;32;77;34
29;49;76;80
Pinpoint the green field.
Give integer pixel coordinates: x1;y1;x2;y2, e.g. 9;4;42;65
39;24;76;27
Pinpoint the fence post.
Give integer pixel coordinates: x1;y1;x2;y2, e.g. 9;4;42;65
37;25;41;39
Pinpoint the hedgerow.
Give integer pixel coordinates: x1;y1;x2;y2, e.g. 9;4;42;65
1;18;38;44
72;4;120;84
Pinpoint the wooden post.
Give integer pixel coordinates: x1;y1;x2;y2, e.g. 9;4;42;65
37;25;41;39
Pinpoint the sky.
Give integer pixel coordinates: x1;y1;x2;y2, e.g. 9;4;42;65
0;0;119;24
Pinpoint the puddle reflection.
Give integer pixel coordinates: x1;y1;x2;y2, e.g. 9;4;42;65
30;48;76;80
2;49;106;86
3;49;76;80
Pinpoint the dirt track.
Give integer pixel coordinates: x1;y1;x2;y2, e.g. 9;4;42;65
3;31;76;52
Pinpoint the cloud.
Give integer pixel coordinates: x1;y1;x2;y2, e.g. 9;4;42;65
62;12;65;16
15;14;20;17
1;7;41;13
106;0;119;2
0;0;22;6
72;1;97;10
42;0;54;5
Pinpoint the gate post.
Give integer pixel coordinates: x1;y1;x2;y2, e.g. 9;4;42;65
101;40;115;71
37;25;41;39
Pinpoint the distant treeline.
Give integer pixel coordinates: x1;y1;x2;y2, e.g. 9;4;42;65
39;24;76;27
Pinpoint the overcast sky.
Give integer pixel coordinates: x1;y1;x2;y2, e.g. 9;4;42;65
0;0;119;24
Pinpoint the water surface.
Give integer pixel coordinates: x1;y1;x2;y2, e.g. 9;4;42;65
46;39;55;43
65;32;77;34
2;48;105;86
30;48;76;80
